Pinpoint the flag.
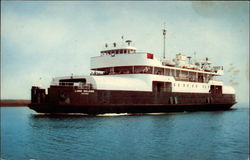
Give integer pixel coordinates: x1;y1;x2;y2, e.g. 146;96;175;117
147;53;154;59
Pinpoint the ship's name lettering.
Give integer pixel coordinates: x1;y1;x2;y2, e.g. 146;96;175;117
75;89;95;93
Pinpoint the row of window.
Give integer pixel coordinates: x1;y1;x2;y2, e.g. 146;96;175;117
92;65;214;83
101;49;136;55
173;83;209;89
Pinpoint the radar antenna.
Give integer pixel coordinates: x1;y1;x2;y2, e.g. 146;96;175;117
125;40;132;46
187;56;192;65
163;23;167;59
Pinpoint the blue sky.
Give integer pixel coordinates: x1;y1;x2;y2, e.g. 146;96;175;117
1;1;249;104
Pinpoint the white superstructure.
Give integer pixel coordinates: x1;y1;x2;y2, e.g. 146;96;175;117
52;39;234;95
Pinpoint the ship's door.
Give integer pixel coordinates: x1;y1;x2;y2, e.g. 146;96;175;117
153;81;172;92
153;81;162;92
152;81;172;104
153;81;172;93
210;85;222;94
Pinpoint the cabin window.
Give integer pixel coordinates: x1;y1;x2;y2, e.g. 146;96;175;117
198;73;204;82
59;78;86;86
134;66;152;74
183;84;185;87
207;75;213;81
189;72;197;82
154;67;164;75
170;69;174;76
165;69;170;76
114;66;133;74
180;71;188;80
176;70;180;77
59;78;86;83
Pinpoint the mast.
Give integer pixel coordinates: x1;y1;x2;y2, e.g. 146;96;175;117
163;24;167;59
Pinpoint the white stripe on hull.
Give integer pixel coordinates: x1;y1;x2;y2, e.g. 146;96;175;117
51;74;235;94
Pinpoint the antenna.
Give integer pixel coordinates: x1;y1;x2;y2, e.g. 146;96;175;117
193;51;197;63
121;35;125;46
187;56;192;65
163;23;167;59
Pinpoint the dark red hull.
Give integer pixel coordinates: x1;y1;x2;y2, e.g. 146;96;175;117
28;86;236;114
28;103;235;114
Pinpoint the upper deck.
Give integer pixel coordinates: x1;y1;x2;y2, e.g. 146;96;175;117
90;40;224;82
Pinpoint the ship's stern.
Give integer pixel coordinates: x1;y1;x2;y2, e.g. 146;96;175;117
28;86;49;112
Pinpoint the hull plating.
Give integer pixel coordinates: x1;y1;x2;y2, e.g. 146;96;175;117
29;103;235;114
29;87;236;114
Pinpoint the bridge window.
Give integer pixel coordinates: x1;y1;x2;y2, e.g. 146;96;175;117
176;70;180;77
114;66;133;74
169;69;174;76
189;72;197;82
134;66;152;74
154;67;164;75
59;78;86;86
59;78;86;83
164;69;170;76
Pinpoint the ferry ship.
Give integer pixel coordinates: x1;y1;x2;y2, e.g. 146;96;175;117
28;30;236;114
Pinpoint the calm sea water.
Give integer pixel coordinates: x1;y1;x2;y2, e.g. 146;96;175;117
1;105;249;160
